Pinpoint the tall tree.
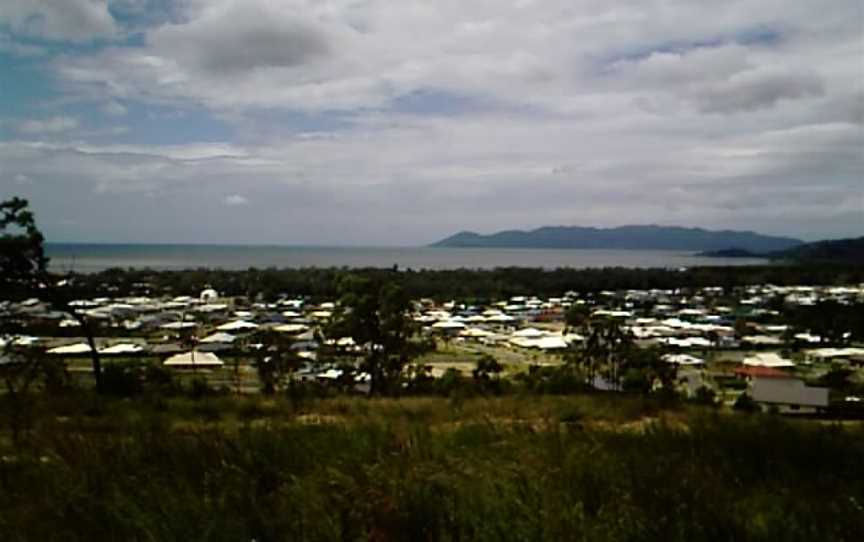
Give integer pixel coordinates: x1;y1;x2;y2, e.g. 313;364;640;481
251;329;301;395
0;197;104;393
328;274;417;395
581;316;634;389
0;197;47;293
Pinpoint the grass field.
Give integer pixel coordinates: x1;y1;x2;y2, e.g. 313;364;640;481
1;393;862;541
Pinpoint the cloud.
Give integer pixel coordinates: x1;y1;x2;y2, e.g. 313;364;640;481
0;33;46;56
223;194;249;206
692;70;825;113
1;106;860;243
16;116;79;134
49;0;863;115
0;0;117;42
101;100;128;116
150;2;332;75
2;1;862;244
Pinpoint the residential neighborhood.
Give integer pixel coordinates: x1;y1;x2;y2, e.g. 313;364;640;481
3;281;862;414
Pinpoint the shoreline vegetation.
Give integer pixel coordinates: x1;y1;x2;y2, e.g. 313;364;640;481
11;263;861;302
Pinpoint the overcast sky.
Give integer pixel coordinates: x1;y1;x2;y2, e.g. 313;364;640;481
1;0;861;245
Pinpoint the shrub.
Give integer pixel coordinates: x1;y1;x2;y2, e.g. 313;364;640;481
187;376;212;400
100;363;143;397
733;393;759;413
691;386;718;407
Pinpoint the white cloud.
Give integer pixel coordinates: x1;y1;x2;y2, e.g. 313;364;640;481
223;194;249;206
102;100;128;116
51;0;863;116
17;116;79;134
0;0;118;42
2;1;862;244
692;70;824;113
1;104;860;243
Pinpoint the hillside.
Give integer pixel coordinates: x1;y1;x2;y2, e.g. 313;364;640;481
699;237;864;265
773;236;864;265
432;225;802;252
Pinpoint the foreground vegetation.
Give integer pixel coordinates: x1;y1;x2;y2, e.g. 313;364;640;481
1;393;862;541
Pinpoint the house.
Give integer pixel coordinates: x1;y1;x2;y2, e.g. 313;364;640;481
216;320;259;332
163;351;224;368
663;353;705;366
99;343;145;355
805;348;864;365
47;342;93;355
742;352;795;368
751;375;829;414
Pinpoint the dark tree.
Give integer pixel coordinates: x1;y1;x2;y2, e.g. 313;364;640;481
328;274;417;395
251;329;301;395
0;197;104;393
472;354;503;394
0;197;48;293
581;316;634;389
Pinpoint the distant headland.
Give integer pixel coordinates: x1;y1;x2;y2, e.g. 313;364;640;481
431;225;803;252
700;237;864;265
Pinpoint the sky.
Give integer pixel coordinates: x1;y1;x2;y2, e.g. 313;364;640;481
0;0;862;246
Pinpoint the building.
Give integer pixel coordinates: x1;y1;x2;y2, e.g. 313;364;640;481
751;375;829;414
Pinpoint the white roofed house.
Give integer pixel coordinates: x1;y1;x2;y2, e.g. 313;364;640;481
47;342;93;355
533;336;569;350
742;352;796;369
430;320;466;336
200;332;237;344
99;343;145;355
216;320;259;332
163;351;224;369
805;348;864;365
662;353;705;366
200;288;219;301
198;332;237;352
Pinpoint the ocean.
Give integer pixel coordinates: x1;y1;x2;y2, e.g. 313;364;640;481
44;243;769;273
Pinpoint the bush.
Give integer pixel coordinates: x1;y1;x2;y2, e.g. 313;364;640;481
691;386;718;407
518;365;588;395
435;368;464;397
621;367;650;393
187;376;212;400
100;363;143;397
733;393;759;413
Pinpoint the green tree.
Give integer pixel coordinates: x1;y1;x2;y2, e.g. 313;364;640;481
0;197;47;291
582;316;634;389
251;329;300;395
564;303;590;333
472;354;503;394
1;197;104;392
328;274;417;395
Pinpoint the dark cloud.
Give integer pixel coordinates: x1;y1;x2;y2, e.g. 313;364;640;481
151;4;331;75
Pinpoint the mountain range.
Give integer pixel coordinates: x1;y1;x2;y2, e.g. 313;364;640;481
432;225;803;252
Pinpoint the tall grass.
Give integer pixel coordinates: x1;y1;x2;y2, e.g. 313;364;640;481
0;395;862;541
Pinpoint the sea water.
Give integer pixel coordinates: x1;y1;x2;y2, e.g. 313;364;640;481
45;243;769;272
